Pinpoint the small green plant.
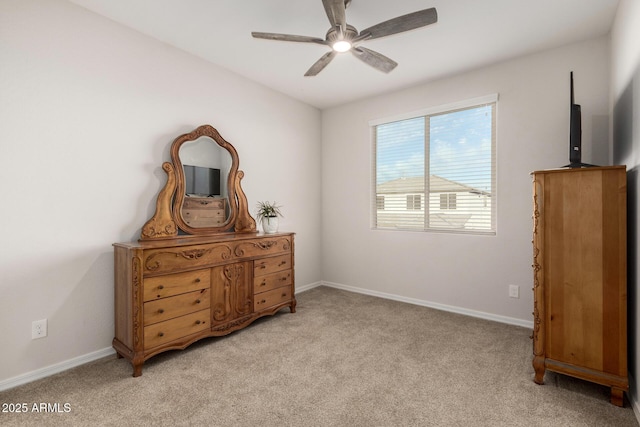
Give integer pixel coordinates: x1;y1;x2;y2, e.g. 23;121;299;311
255;201;283;223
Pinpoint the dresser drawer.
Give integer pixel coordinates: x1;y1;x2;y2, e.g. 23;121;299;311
254;269;292;294
182;197;225;209
143;309;210;350
143;269;210;302
254;286;292;311
254;254;291;276
233;235;292;259
143;288;210;326
143;244;233;274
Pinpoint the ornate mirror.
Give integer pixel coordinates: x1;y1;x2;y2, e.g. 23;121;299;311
140;125;256;240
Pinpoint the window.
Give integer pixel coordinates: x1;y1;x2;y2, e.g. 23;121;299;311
372;95;497;234
440;193;457;210
407;195;421;210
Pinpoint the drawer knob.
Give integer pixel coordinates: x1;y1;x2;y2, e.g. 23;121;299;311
195;278;201;283
260;280;266;287
195;299;201;304
158;309;164;314
259;264;266;269
195;320;202;325
260;299;266;304
282;293;287;297
158;332;164;337
279;261;286;266
157;285;164;290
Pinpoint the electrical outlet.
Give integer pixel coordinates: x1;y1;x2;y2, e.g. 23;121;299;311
508;285;520;299
32;319;47;339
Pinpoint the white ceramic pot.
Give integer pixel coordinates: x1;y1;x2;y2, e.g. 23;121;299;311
261;216;279;234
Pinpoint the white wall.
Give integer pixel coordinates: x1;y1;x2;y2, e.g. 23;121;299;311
0;0;322;384
321;37;611;324
610;0;640;415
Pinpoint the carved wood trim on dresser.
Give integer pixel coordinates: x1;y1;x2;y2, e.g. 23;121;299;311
113;232;295;377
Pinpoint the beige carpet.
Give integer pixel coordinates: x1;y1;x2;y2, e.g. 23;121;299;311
1;286;637;426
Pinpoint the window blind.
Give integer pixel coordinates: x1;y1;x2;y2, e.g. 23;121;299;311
372;96;497;234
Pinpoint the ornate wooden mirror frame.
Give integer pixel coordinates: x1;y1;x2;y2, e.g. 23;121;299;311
140;125;256;240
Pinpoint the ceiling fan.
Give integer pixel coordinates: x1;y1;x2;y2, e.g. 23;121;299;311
251;0;438;76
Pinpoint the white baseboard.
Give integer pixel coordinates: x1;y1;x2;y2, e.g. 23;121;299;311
0;347;115;392
320;281;534;329
295;280;323;293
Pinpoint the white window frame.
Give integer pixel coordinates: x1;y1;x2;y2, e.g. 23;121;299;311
370;94;498;235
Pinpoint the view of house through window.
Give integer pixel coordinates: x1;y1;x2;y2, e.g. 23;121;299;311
372;95;496;234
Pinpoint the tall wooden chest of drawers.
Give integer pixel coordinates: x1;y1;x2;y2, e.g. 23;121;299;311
113;232;295;376
531;166;628;405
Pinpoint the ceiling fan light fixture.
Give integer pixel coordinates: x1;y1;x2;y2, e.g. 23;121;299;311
332;40;352;52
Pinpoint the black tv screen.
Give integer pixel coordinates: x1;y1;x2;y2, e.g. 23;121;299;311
569;72;582;166
184;165;221;196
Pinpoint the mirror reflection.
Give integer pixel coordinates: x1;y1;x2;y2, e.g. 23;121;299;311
179;137;232;228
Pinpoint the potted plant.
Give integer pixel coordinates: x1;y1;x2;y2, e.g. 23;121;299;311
255;201;283;234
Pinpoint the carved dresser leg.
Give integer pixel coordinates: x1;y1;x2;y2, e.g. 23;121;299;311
532;355;545;385
132;362;143;378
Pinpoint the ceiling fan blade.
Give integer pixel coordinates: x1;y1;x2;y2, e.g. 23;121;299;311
352;47;398;73
251;32;328;45
304;51;337;76
322;0;347;32
359;7;438;40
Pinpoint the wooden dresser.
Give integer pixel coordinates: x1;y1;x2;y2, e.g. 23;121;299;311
113;232;295;376
531;166;628;406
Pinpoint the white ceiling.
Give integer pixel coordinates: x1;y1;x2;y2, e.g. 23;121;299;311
68;0;619;109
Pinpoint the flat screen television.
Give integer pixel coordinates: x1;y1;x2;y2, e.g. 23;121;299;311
184;165;221;196
568;71;582;167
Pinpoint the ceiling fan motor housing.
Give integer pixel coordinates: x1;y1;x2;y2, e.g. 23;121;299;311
326;24;358;44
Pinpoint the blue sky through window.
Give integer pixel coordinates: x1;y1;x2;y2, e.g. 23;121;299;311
376;105;493;192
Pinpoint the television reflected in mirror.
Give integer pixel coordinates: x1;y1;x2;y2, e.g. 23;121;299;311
184;165;221;197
